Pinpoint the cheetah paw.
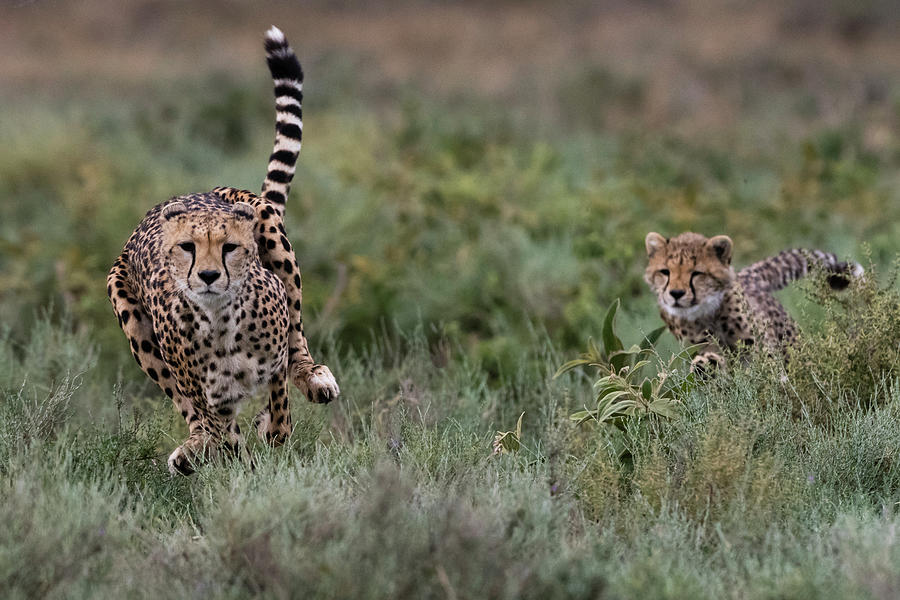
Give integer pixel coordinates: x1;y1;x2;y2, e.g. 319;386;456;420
690;352;724;378
167;445;196;476
167;435;215;475
298;364;339;404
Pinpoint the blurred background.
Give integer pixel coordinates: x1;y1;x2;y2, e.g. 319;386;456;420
3;0;900;381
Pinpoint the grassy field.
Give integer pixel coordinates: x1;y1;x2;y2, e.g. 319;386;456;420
4;1;900;597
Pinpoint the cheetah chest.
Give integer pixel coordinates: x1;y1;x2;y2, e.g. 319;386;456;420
662;288;753;350
154;283;289;411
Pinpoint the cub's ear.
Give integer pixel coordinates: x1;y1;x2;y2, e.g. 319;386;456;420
232;202;255;221
161;201;187;220
645;232;667;257
707;235;733;265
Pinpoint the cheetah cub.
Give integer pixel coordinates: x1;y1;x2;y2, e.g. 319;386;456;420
644;232;862;373
108;27;339;474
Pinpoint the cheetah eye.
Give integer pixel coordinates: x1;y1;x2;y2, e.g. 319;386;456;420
222;243;239;253
692;271;705;278
178;242;195;252
659;269;670;277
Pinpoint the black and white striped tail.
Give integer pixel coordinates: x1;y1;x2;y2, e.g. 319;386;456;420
741;248;864;293
261;26;303;217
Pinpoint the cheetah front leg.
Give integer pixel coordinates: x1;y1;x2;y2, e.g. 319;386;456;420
289;333;340;405
107;257;228;475
107;255;198;419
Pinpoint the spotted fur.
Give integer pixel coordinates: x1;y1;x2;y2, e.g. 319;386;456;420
107;27;338;474
644;231;862;373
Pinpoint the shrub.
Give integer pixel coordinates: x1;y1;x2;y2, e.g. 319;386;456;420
555;300;690;432
788;264;900;422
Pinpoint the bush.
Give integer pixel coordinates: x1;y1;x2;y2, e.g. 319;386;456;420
788;264;900;421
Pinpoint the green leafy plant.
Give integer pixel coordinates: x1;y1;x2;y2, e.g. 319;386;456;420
555;300;692;428
492;411;525;455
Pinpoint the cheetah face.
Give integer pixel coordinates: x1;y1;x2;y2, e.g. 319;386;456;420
644;231;735;320
161;201;258;305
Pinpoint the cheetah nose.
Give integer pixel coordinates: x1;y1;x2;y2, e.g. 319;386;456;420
669;289;686;300
198;270;221;285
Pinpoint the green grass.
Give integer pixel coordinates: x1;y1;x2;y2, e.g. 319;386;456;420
5;15;900;596
6;308;900;598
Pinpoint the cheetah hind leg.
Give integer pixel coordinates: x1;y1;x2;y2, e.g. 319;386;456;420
254;375;293;446
211;187;340;404
221;418;253;465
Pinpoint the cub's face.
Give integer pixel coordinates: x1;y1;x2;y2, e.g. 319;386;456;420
644;231;735;320
161;201;258;304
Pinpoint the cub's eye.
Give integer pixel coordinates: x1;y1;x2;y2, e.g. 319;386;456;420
222;243;239;253
659;269;670;277
178;242;195;252
691;271;705;278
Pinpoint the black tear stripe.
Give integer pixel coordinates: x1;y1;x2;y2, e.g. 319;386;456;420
222;248;231;290
186;247;196;288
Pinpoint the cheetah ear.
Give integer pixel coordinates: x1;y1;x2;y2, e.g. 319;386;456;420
162;202;187;220
645;232;667;257
707;235;733;265
232;202;255;221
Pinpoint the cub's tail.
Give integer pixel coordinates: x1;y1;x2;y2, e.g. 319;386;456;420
261;26;303;217
739;248;864;293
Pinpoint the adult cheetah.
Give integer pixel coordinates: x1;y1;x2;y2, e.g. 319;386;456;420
107;27;339;474
644;231;863;373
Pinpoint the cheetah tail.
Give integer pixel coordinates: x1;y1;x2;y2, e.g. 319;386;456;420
820;251;865;291
261;26;303;217
742;248;864;293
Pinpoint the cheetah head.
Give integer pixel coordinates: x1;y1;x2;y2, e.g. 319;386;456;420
644;231;736;320
161;201;258;305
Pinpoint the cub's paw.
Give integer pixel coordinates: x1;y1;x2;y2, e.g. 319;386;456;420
690;352;724;378
296;364;339;404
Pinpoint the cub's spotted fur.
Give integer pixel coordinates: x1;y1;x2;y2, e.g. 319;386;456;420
644;232;862;373
107;27;338;474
